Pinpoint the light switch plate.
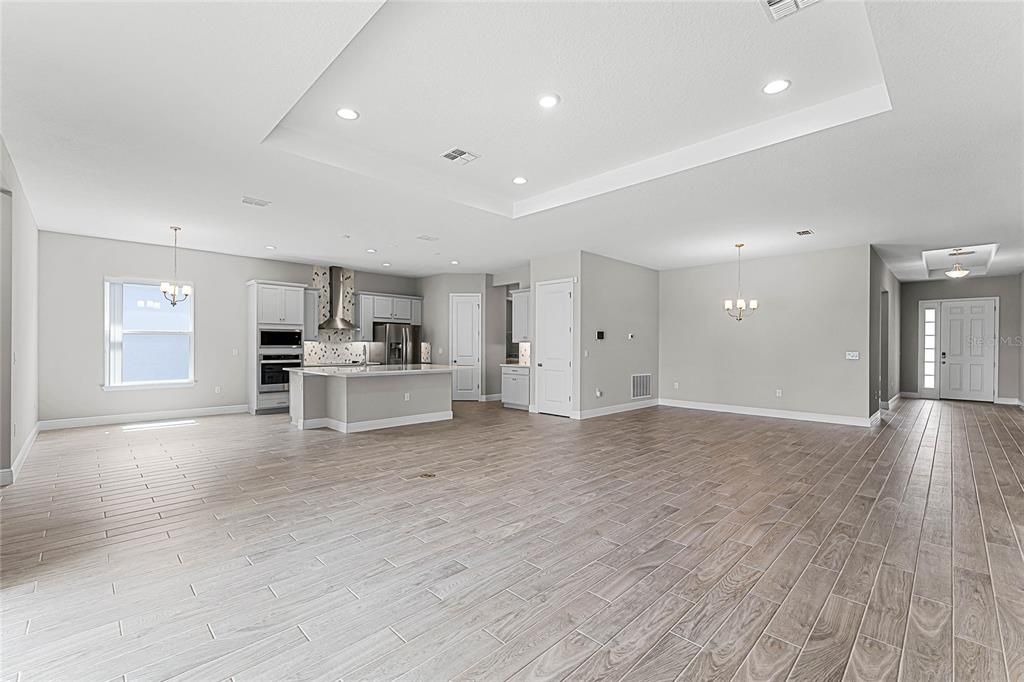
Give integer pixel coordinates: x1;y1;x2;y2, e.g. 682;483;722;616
845;351;860;360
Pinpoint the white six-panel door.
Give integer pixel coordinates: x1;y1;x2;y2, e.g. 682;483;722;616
449;293;481;401
535;280;574;416
939;298;996;402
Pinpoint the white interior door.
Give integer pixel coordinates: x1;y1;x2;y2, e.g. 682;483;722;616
939;299;996;402
450;293;481;401
535;280;574;416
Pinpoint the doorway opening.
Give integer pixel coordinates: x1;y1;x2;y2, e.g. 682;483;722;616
917;297;998;402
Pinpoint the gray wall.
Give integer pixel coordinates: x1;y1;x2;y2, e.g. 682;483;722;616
1;181;11;472
492;264;530;288
354;270;420;297
900;274;1022;400
659;245;872;419
529;251;582;408
1021;274;1023;404
869;247;901;411
2;140;39;476
580;252;659;412
417;273;503;396
38;231;312;421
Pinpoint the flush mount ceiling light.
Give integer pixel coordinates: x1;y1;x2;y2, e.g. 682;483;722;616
512;176;528;185
538;94;561;109
366;248;377;254
264;245;276;250
336;108;359;120
450;260;459;265
159;226;192;307
762;79;791;95
723;243;758;321
945;263;970;279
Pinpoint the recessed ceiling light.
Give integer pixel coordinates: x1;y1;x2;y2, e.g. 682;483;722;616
538;94;561;109
264;245;277;250
512;176;528;185
336;108;360;120
382;262;391;268
366;248;377;254
450;260;459;265
762;79;791;95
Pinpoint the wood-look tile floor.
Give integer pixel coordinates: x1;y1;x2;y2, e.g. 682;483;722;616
2;400;1024;681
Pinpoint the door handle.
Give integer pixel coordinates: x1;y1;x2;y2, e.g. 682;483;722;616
537;362;543;367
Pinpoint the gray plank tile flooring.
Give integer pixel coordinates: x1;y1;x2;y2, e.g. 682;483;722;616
2;399;1023;680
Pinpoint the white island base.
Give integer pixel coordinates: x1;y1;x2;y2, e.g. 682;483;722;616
287;365;454;433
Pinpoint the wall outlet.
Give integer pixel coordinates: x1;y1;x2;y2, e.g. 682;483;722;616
776;389;783;398
845;351;860;360
626;332;635;340
232;348;239;356
595;388;603;398
404;392;410;401
215;386;221;394
673;381;679;389
584;349;590;358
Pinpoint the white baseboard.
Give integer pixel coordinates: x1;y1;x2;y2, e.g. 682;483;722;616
0;422;39;486
880;394;902;411
38;404;248;431
299;410;453;433
899;392;923;399
869;411;881;427
479;394;502;402
658;398;873;428
572;399;659;420
528;404;538;413
995;397;1019;406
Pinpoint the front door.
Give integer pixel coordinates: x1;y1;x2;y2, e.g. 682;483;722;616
939;299;996;402
535;280;574;416
449;293;481;401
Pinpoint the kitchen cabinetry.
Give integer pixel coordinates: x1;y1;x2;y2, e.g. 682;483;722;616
511;290;530;342
303;288;319;341
258;284;304;326
355;293;423;341
501;365;530;409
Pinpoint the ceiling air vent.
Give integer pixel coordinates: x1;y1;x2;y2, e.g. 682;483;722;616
441;148;480;165
796;229;815;236
763;0;819;21
241;195;272;208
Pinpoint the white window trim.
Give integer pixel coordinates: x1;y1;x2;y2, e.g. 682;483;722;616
104;277;196;390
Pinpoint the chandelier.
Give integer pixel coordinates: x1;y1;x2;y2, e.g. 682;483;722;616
723;242;758;321
159;226;192;306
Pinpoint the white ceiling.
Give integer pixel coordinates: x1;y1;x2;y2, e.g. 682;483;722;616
268;0;889;218
2;1;1022;280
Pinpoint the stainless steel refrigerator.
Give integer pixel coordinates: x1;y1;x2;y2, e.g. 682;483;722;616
370;323;422;365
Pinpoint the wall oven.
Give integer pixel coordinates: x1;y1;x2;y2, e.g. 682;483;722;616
259;351;302;392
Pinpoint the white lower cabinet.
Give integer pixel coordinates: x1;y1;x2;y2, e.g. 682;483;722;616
501;366;530;409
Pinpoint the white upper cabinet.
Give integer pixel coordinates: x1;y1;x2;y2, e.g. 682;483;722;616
411;299;422;325
372;296;393;320
257;284;305;326
391;297;412;322
511;289;530;342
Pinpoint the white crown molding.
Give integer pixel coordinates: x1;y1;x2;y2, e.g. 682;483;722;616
658;398;873;428
38;405;248;431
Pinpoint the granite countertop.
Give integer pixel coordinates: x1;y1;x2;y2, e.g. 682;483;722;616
287;364;455;378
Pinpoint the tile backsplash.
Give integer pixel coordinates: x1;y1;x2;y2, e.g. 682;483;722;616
303;266;365;365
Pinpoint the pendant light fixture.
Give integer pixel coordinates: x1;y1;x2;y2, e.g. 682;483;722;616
944;248;973;279
159;226;192;306
723;243;758;321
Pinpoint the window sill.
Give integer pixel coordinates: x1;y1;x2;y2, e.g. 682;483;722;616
102;381;196;392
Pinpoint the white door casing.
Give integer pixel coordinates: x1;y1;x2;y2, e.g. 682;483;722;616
939;298;996;402
450;293;481;401
535;279;574;416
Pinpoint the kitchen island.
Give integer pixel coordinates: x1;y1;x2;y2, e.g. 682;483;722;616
286;365;454;433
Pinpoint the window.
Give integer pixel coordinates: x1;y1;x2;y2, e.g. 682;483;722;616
922;305;937;391
105;280;194;388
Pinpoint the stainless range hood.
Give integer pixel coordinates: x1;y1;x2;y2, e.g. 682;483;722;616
319;266;356;331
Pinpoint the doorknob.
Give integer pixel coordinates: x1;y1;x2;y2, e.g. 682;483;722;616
537;362;543;367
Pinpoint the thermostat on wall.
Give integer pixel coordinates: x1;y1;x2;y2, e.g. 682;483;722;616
596;331;604;340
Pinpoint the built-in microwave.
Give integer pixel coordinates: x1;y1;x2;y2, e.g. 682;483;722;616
259;329;302;348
